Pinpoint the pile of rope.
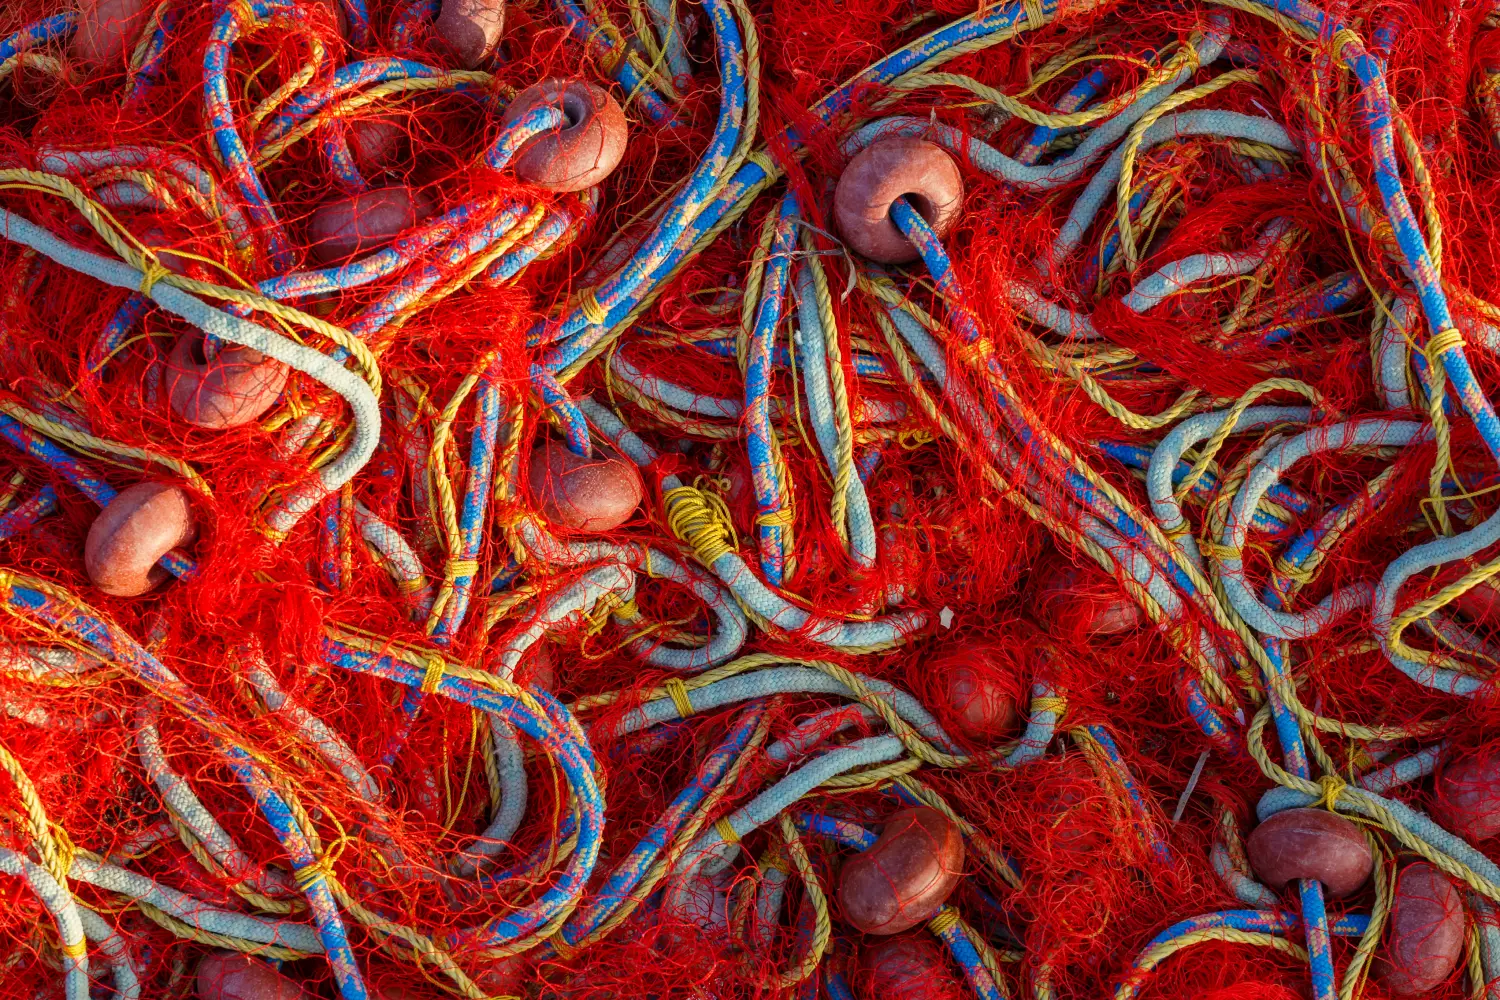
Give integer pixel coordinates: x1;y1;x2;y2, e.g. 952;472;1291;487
4;0;1500;997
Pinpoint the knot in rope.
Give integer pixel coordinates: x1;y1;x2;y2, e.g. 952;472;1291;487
664;484;738;567
714;816;740;845
1329;27;1364;71
1030;696;1068;719
1020;0;1045;32
1426;327;1466;366
292;854;337;891
928;906;961;936
1314;773;1349;814
577;286;608;326
419;655;447;695
137;258;172;298
662;676;695;718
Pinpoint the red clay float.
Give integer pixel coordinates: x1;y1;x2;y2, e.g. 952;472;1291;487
501;78;627;192
84;482;194;598
834;137;963;264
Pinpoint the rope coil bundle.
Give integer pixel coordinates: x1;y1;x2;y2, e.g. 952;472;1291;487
3;0;1500;998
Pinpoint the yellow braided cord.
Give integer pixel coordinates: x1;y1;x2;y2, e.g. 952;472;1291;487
1339;835;1390;1000
776;812;831;986
135;900;310;959
1467;925;1487;999
326;882;487;999
888;42;1199;131
578;287;609;326
419;656;447;696
715;816;740;845
0;739;65;890
0;48;68;84
819;756;924;789
1388;553;1500;674
928;906;961;936
663;484;739;567
663;676;696;718
0;170;383;397
1204;0;1315;39
254;70;496;162
1422;328;1465;537
1173;379;1322;501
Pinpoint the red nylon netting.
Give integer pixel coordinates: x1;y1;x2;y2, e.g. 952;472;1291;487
0;0;1498;998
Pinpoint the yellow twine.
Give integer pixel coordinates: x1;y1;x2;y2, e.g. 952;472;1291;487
929;906;961;935
1427;327;1466;363
1329;27;1363;71
663;677;695;718
663;485;738;567
578;287;608;326
444;559;480;579
1315;773;1348;813
755;506;796;529
292;855;336;891
59;939;87;960
420;656;447;695
1030;696;1068;718
549;931;578;961
715;816;740;844
137;258;172;298
1020;0;1045;31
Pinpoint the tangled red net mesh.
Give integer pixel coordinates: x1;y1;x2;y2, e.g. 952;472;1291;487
1;0;1500;998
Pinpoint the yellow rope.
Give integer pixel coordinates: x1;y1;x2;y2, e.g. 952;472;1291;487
1116;928;1307;1000
663;676;696;718
803;230;855;547
777;812;831;986
0;738;65;890
1247;706;1500;903
663;484;739;567
419;656;447;695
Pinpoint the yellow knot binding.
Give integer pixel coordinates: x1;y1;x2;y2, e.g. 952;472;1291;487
755;505;795;529
137;259;172;298
928;906;960;936
1329;27;1363;71
292;855;336;891
1426;327;1466;365
1316;773;1348;813
1020;0;1045;32
715;816;740;845
419;656;447;695
663;676;695;718
577;287;608;326
549;931;578;961
664;485;738;568
444;558;480;580
1030;696;1068;719
59;939;87;961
